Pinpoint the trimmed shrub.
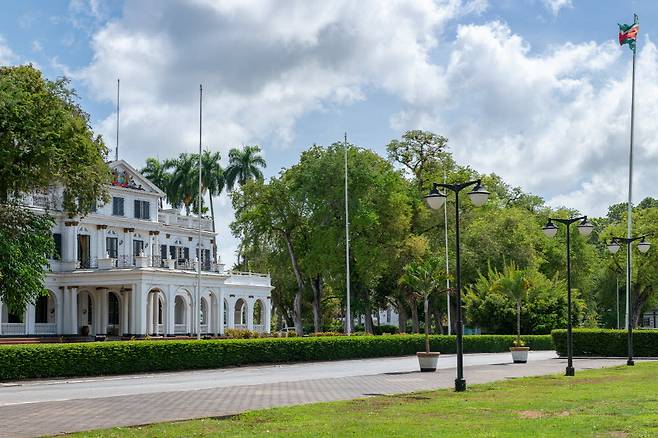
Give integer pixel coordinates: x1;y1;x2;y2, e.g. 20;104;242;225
552;329;658;357
0;334;553;381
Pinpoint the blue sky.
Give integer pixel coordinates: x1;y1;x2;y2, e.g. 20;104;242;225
2;0;657;264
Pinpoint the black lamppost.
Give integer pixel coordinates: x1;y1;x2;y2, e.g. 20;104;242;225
542;216;593;376
424;179;489;392
606;235;651;366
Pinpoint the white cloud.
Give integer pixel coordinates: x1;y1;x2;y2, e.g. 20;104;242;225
542;0;572;16
0;36;17;65
79;0;486;265
393;22;657;217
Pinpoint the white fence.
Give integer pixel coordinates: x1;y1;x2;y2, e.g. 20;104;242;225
34;323;57;335
1;323;26;336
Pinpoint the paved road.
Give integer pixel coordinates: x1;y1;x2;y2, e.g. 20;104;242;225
0;352;629;437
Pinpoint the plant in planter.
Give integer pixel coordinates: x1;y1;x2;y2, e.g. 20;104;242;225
493;262;531;363
80;325;90;337
400;256;447;372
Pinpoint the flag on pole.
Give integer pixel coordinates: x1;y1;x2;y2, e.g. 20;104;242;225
618;14;639;52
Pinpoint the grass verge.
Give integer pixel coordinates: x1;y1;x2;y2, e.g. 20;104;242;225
67;362;658;437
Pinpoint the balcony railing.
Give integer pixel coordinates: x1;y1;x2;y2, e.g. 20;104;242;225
1;323;26;335
174;324;188;335
34;323;57;335
253;324;265;333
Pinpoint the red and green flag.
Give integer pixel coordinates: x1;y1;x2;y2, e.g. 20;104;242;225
618;14;639;52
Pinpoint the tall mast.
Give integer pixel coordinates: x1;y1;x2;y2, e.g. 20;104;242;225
115;78;120;161
344;132;351;335
197;84;203;341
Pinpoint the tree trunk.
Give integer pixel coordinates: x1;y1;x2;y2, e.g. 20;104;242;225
424;296;430;353
363;291;374;334
311;274;323;333
282;231;305;336
410;298;420;334
433;307;444;335
397;301;408;334
516;300;521;344
632;286;650;328
208;193;218;260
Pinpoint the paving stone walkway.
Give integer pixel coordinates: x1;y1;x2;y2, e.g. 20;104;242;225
0;356;629;437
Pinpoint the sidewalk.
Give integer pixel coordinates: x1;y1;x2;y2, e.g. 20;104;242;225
0;353;629;437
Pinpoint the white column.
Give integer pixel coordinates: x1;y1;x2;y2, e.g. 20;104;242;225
166;286;175;336
218;292;225;335
265;299;272;333
133;282;146;335
55;289;64;334
130;283;138;334
122;291;130;336
70;287;78;335
97;226;107;259
246;299;254;330
227;298;235;328
26;303;36;335
100;290;108;335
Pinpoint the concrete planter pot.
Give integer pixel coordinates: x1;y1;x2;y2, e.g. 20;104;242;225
510;346;530;363
416;352;440;372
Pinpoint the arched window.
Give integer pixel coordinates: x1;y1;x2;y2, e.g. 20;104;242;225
108;293;120;325
253;300;263;325
175;296;186;324
35;295;49;324
200;298;208;324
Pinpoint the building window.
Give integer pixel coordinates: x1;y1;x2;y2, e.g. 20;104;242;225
112;197;124;216
133;239;144;257
106;237;118;258
108;293;120;325
134;200;150;220
52;233;62;260
35;295;49;324
160;244;167;260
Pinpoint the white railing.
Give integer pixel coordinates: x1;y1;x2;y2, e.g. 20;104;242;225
234;324;248;330
253;324;265;333
156;324;165;334
200;324;208;334
174;324;188;335
2;323;26;336
34;323;57;335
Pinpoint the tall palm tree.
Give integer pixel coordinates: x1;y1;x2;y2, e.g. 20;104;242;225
200;150;224;256
141;158;170;208
165;153;198;215
224;145;266;191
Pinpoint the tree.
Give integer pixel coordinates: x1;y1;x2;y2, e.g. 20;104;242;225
399;257;446;353
0;65;110;312
141;158;170;208
199;150;224;237
224;145;266;191
165;153;198;215
386;130;450;191
0;65;111;214
492;262;531;345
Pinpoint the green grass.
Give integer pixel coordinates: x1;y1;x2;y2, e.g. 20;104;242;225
69;362;658;438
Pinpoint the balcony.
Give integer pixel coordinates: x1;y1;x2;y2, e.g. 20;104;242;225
158;210;213;231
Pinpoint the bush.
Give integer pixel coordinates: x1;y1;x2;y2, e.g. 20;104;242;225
311;332;343;337
224;328;260;339
0;334;554;381
552;329;658;357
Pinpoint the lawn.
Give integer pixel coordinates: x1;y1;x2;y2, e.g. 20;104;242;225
69;362;658;437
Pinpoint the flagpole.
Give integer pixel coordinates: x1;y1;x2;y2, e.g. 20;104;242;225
344;132;351;335
115;78;120;161
197;84;203;341
625;41;636;330
443;169;451;335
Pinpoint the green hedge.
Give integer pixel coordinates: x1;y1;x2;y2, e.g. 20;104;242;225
552;329;658;357
0;334;553;381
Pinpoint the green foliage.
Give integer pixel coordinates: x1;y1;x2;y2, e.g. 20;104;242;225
552;329;658;357
0;335;553;381
224;145;266;191
0;65;111;214
0;204;55;313
465;267;586;334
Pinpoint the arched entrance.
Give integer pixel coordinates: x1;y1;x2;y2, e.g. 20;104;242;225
234;298;247;329
107;292;121;336
223;298;228;329
146;289;165;336
253;299;264;332
77;290;95;336
34;291;57;335
200;297;209;334
174;292;191;335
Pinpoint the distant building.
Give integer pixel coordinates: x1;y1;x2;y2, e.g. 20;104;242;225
0;160;272;337
641;309;658;329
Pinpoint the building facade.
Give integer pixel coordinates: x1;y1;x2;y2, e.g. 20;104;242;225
0;160;272;337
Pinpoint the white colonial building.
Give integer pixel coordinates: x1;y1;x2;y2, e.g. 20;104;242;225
0;160;272;337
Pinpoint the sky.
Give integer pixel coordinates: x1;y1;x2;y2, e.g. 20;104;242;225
2;0;657;266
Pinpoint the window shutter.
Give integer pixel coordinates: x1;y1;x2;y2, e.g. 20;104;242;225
169;246;176;259
160;244;167;260
144;202;150;220
134;200;140;218
184;247;190;260
53;233;62;259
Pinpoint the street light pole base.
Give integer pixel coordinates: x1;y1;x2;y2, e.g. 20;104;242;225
565;366;575;377
627;359;635;366
455;378;466;392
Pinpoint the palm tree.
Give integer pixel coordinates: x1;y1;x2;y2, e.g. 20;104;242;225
165;153;198;215
399;257;445;353
141;158;170;208
493;262;531;346
224;145;266;191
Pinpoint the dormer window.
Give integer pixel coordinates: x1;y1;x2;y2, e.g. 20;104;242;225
112;197;124;216
134;200;150;220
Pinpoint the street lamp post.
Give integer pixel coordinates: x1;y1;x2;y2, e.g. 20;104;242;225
606;235;651;366
424;179;489;392
542;216;593;376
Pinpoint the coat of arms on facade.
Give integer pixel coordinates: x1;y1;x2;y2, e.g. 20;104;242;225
112;169;144;190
